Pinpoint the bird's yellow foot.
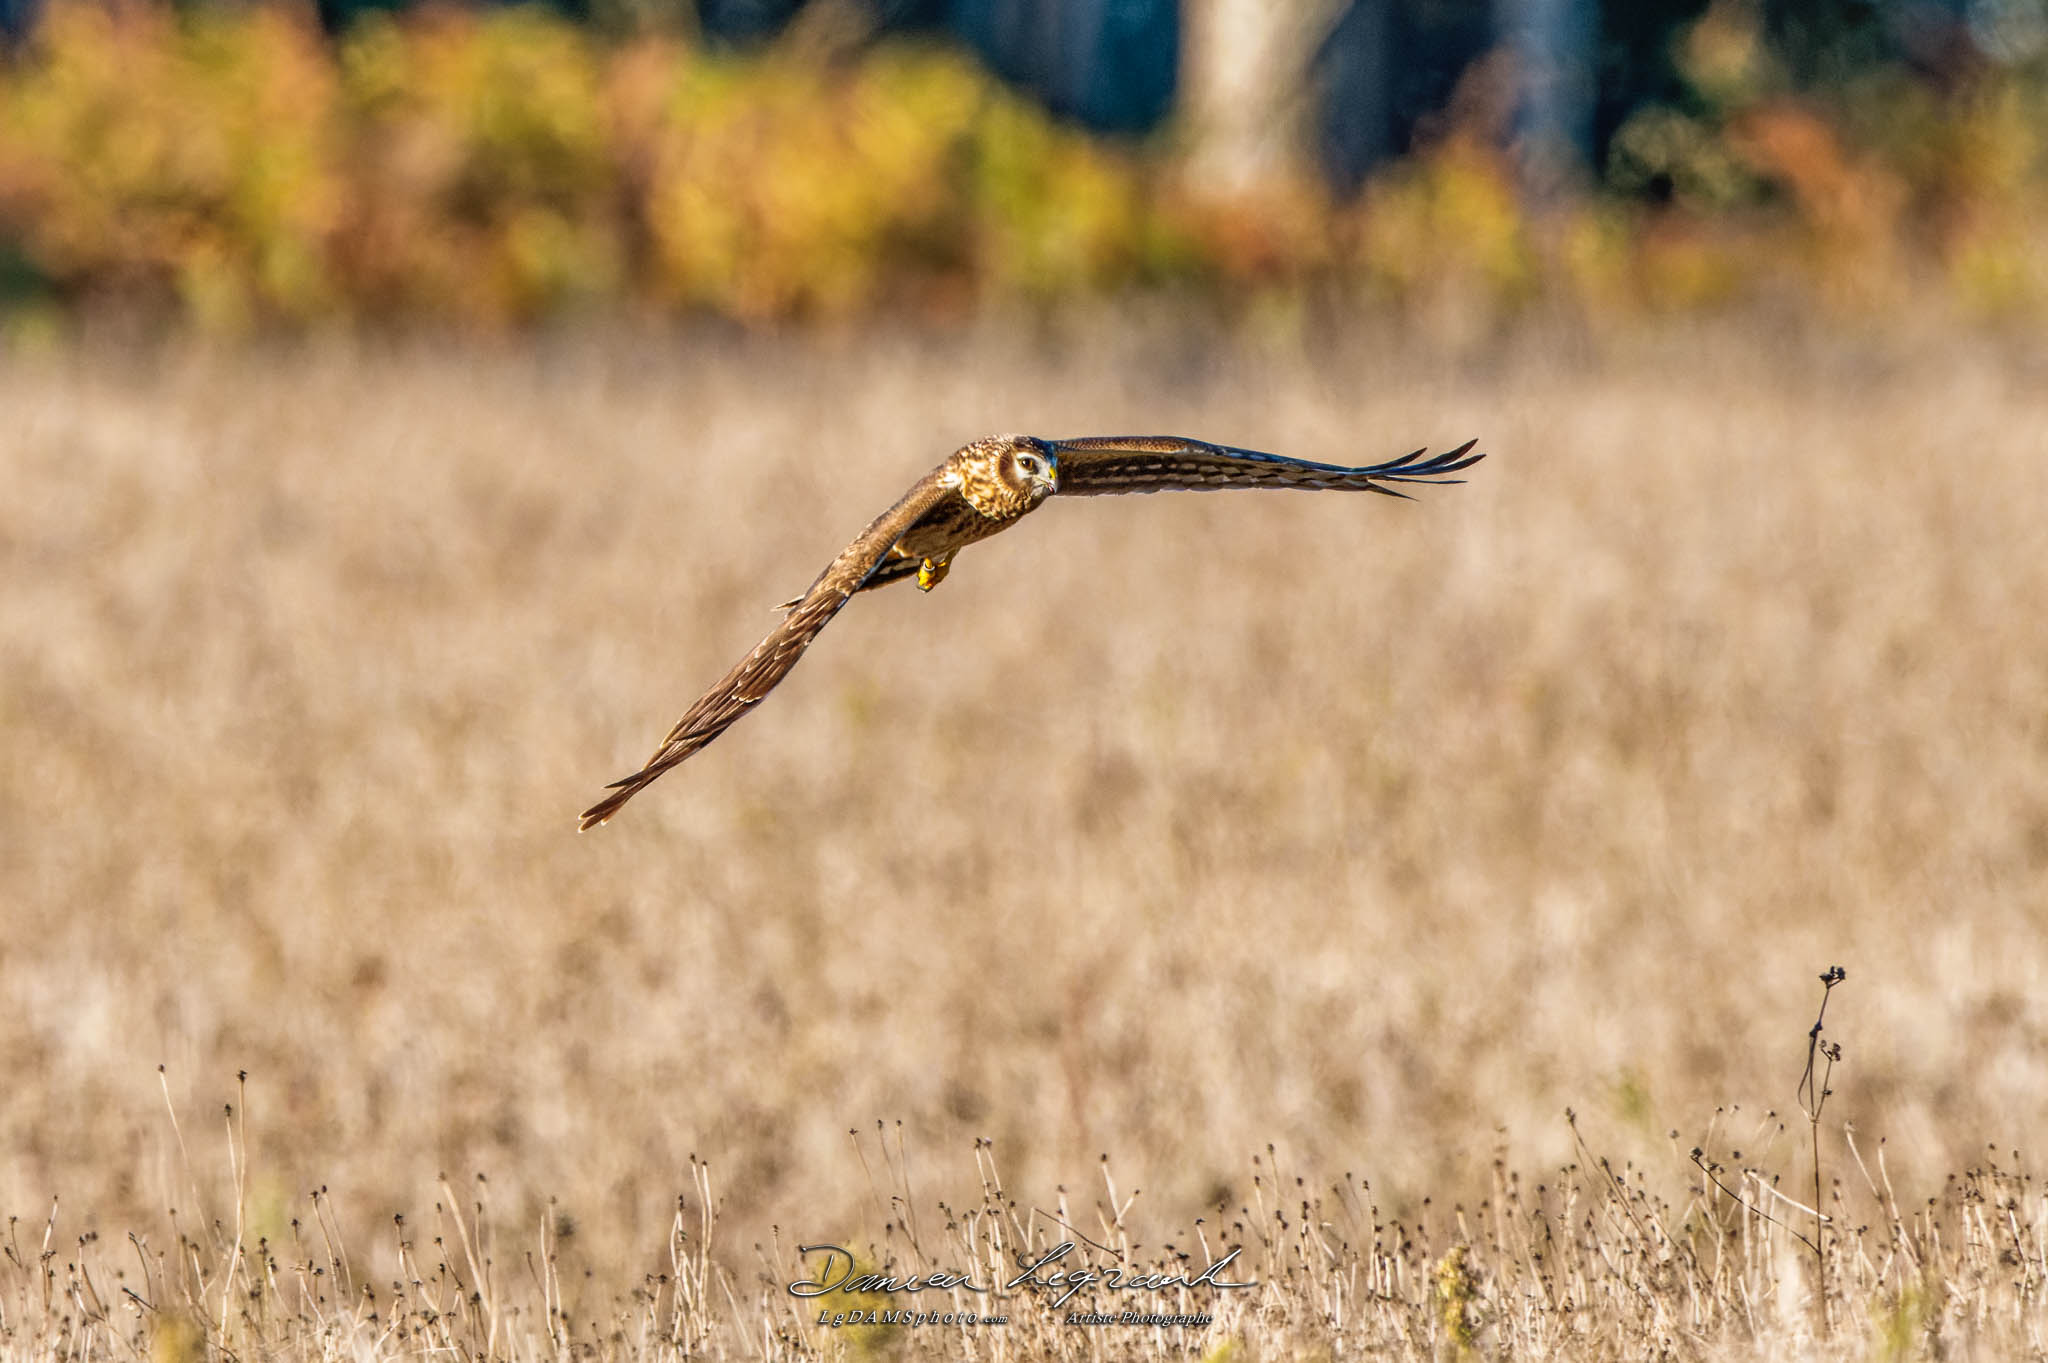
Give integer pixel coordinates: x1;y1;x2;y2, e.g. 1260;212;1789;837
917;555;953;591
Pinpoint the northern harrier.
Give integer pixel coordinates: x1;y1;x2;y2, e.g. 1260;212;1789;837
580;434;1483;829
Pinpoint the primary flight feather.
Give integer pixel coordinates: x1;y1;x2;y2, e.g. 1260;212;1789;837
580;433;1484;829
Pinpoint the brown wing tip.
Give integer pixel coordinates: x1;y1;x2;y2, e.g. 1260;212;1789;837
579;746;692;829
578;781;638;831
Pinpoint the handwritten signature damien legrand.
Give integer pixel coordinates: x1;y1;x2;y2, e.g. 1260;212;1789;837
789;1240;1255;1327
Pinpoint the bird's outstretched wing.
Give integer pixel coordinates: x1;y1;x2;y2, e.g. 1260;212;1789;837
1048;436;1483;497
579;470;960;830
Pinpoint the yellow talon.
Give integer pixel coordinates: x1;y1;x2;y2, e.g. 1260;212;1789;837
917;556;952;591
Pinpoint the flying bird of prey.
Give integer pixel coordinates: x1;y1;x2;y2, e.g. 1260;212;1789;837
580;433;1483;829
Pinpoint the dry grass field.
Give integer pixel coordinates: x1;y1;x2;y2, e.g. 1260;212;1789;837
3;313;2047;1360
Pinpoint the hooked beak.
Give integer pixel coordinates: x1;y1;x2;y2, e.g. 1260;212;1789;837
1039;449;1060;495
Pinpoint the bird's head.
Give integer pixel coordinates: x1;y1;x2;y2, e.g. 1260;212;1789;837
955;434;1059;519
1000;434;1059;503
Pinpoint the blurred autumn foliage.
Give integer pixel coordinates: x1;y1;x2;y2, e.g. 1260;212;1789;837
0;0;2044;331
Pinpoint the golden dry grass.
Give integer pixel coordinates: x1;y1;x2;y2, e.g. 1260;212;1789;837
3;315;2047;1360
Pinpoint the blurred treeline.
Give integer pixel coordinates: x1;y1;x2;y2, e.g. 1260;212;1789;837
0;0;2044;331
